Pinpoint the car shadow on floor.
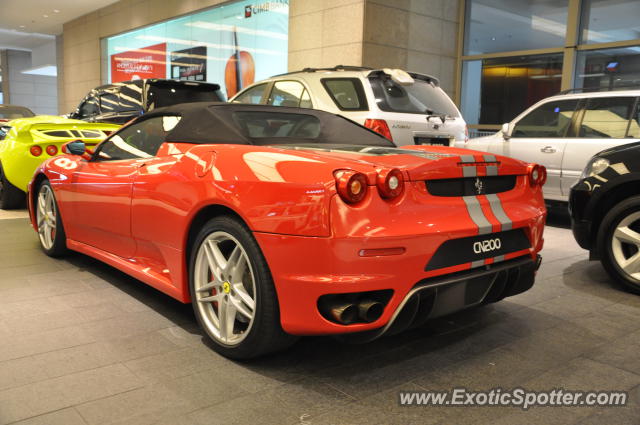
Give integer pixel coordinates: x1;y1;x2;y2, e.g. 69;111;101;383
61;250;527;375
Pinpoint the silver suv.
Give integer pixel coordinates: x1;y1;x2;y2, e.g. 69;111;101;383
462;89;640;202
230;66;467;147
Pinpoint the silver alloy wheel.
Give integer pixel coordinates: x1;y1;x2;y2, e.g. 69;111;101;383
36;185;57;250
193;231;256;346
611;211;640;280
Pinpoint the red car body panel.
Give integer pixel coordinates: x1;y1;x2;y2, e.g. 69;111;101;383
28;141;546;335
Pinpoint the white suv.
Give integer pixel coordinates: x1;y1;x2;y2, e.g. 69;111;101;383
230;66;467;147
461;90;640;202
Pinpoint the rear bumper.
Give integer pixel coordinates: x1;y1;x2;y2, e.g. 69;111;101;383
255;225;543;336
344;256;539;342
569;183;594;250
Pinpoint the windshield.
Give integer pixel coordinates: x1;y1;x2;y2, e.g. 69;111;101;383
231;111;394;147
368;75;459;117
147;83;225;109
0;106;34;119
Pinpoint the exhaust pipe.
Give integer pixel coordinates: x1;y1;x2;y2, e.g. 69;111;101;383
358;299;384;323
321;301;358;324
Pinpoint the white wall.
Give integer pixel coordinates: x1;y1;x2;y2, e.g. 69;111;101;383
4;49;58;115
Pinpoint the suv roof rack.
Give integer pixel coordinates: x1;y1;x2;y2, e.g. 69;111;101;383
272;65;373;77
558;84;640;95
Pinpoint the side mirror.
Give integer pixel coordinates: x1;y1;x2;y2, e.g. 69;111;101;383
62;140;86;155
501;122;512;140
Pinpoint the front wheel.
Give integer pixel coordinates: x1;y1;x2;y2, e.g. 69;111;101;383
189;215;297;359
36;181;68;257
598;196;640;294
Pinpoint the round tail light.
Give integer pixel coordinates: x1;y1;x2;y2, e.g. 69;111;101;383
528;164;547;186
377;168;404;199
46;145;58;156
30;145;42;156
335;170;368;204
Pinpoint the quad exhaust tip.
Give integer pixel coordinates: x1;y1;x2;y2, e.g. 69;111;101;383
358;299;384;323
320;297;386;325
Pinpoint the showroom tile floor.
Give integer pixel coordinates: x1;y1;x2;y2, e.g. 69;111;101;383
0;210;639;425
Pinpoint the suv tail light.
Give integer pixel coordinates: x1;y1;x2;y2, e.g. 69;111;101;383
376;168;404;199
528;164;547;186
335;170;368;204
364;119;393;141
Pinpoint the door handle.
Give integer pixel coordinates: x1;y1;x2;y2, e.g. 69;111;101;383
540;146;557;153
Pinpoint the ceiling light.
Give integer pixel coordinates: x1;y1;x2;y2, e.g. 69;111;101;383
43;14;48;18
53;9;60;13
21;65;57;77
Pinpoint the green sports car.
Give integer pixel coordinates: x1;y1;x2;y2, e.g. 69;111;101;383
0;116;120;209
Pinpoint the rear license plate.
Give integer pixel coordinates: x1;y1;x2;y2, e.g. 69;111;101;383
414;136;451;146
425;229;531;271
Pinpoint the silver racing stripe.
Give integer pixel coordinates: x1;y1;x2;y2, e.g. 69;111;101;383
462;196;492;235
484;154;498;176
463;166;477;177
485;193;512;231
460;154;476;177
471;260;484;268
486;193;512;264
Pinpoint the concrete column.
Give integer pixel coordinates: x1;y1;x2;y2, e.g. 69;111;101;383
3;49;58;115
288;0;366;71
362;0;460;97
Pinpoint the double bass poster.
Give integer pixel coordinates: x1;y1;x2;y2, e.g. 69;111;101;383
106;0;289;97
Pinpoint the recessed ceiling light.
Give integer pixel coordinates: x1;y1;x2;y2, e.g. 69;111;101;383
19;25;25;28
43;14;49;18
53;9;60;13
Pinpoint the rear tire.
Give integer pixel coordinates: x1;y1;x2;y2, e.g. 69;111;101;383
35;180;68;257
189;215;297;359
598;196;640;294
0;163;25;209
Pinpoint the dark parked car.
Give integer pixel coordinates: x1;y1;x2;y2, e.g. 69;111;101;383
68;79;225;124
570;142;640;293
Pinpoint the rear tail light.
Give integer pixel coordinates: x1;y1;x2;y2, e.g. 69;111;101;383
335;170;368;204
376;168;404;199
46;145;58;156
364;119;393;141
30;145;42;156
528;164;547;186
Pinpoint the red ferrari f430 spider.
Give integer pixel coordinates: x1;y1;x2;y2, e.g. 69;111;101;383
28;103;546;358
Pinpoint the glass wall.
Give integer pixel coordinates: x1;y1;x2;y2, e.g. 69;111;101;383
103;0;289;99
460;0;640;131
464;0;569;55
575;47;640;90
580;0;640;44
462;53;563;125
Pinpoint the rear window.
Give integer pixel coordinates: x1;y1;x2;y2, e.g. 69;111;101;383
231;111;393;147
368;75;459;117
322;78;368;111
0;106;34;119
233;112;321;139
147;83;225;109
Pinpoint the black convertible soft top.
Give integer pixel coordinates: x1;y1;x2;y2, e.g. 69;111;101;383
139;102;394;147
